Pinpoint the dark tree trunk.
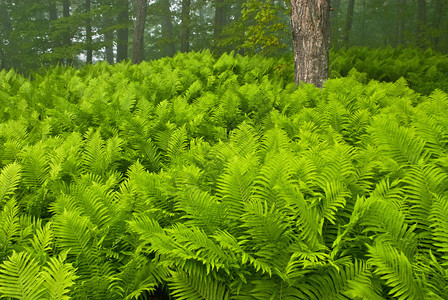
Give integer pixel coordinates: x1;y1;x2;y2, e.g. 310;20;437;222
343;0;355;46
396;0;406;45
181;0;191;53
290;0;330;88
432;0;443;48
132;0;147;64
104;20;114;64
416;0;427;48
86;0;92;64
62;0;72;65
160;0;175;57
117;0;129;62
0;0;11;70
214;0;226;41
49;0;57;21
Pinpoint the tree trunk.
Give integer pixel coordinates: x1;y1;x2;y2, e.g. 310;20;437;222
432;0;443;49
104;19;114;64
214;0;226;41
343;0;355;46
117;0;129;62
86;0;92;64
396;0;406;45
132;0;147;64
290;0;330;88
416;0;426;48
181;0;191;53
160;0;175;57
0;0;11;70
62;0;72;65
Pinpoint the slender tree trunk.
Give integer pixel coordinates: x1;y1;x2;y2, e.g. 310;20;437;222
416;0;427;48
160;0;175;57
117;0;129;62
343;0;355;46
432;0;443;49
181;0;191;53
0;0;11;70
132;0;147;64
396;0;406;45
104;22;114;63
49;0;57;21
290;0;330;88
62;0;72;65
214;0;226;41
86;0;92;64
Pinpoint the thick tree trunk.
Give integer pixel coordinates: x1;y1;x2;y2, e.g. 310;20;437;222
86;0;92;64
181;0;191;53
416;0;426;48
0;0;11;70
396;0;406;45
160;0;175;57
132;0;147;64
62;0;72;65
117;0;129;62
343;0;355;46
104;19;114;64
290;0;330;88
432;0;443;48
214;0;226;41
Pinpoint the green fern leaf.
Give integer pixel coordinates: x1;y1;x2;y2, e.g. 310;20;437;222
41;251;78;300
367;242;424;300
0;251;45;299
0;162;22;205
169;269;230;300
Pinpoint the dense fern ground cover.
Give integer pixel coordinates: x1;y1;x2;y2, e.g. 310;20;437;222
0;48;448;299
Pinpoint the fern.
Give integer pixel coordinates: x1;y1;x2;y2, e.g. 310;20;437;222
0;251;45;299
367;242;424;300
169;269;230;300
0;162;21;205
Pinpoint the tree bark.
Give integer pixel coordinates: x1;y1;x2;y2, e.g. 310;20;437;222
160;0;175;57
117;0;129;62
290;0;330;88
214;0;226;41
104;19;114;64
343;0;355;46
181;0;191;53
62;0;72;65
132;0;147;64
416;0;426;48
396;0;406;45
86;0;92;64
0;0;11;70
432;0;443;48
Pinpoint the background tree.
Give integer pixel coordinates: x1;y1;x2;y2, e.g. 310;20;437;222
181;0;191;53
160;0;175;57
132;0;147;63
117;0;129;62
290;0;331;87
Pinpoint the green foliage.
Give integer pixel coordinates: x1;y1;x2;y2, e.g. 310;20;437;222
0;50;448;299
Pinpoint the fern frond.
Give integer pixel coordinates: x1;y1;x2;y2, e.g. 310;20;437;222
41;251;78;300
217;155;257;223
0;251;45;299
175;187;221;233
368;116;428;166
361;199;417;259
169;269;230;300
429;195;448;262
367;242;424;300
19;142;50;188
0;198;20;251
0;162;22;205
